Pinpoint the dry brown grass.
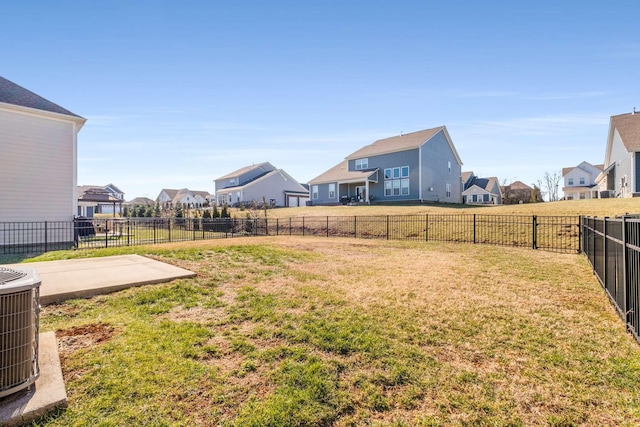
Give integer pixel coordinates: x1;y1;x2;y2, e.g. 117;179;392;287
252;197;640;218
39;236;640;426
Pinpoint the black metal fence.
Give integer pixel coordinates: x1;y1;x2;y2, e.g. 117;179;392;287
1;214;581;255
582;216;640;342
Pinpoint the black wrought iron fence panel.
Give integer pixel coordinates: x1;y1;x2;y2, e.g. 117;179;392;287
1;214;581;255
583;216;640;343
1;221;75;254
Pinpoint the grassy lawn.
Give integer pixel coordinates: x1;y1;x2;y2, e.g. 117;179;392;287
258;197;640;218
24;236;640;426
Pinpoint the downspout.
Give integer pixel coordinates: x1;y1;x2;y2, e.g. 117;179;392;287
366;180;370;204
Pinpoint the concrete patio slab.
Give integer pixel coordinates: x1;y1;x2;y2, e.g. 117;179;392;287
0;332;66;427
6;254;196;305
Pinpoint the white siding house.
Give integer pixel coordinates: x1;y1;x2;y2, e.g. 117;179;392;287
561;162;603;200
598;112;640;198
0;76;86;223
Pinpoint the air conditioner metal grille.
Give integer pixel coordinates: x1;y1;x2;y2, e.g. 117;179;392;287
0;267;41;399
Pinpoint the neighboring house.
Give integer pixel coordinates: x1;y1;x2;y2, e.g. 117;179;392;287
214;162;309;207
562;162;603;200
597;112;640;198
0;76;86;223
308;127;463;205
128;197;155;207
501;181;536;204
462;172;502;205
77;186;122;218
77;183;126;215
157;188;211;210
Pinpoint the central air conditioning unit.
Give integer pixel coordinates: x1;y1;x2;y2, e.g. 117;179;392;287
0;267;41;398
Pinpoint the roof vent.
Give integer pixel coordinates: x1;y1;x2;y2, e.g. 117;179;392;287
0;267;41;398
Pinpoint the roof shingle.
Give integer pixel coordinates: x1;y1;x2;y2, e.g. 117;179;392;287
611;113;640;152
0;76;83;118
345;127;444;159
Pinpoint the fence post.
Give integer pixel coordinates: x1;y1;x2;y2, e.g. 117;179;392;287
167;218;171;242
603;217;608;292
327;216;329;238
302;217;305;236
532;215;538;249
622;216;628;324
473;214;476;244
578;216;582;253
387;215;390;240
127;220;131;246
276;218;279;236
289;217;292;235
425;214;429;241
105;220;109;248
44;221;48;252
354;216;357;238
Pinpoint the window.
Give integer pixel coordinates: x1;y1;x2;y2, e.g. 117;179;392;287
568;178;574;185
384;166;409;197
579;192;586;199
312;185;318;199
355;158;368;170
448;161;451;174
328;183;336;199
579;177;585;185
230;178;236;185
446;184;451;198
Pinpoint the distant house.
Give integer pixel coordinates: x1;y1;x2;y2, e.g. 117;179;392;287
214;162;309;207
157;188;211;210
462;172;502;205
77;186;124;217
308;127;463;205
562;162;603;200
501;181;538;204
128;197;155;207
597;112;640;198
77;183;126;215
0;76;86;222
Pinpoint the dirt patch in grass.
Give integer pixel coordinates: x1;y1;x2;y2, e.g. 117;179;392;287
56;323;117;355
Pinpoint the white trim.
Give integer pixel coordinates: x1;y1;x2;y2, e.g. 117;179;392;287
0;102;86;129
72;122;78;218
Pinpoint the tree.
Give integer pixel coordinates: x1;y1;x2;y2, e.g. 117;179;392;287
542;171;561;202
122;205;130;217
530;184;544;203
220;203;229;218
212;204;220;218
153;200;161;217
175;203;183;218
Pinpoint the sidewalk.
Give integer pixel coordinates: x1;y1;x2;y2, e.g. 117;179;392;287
5;254;196;305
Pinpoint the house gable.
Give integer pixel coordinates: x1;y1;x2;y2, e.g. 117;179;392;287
0;77;85;222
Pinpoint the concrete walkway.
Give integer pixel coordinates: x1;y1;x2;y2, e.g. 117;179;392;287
0;255;196;426
5;254;197;305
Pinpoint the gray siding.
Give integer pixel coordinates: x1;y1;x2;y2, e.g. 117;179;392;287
0;109;77;222
360;149;420;202
420;131;462;203
241;171;306;206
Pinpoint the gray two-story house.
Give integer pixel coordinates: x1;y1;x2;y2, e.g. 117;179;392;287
598;112;640;198
308;127;463;205
214;162;309;207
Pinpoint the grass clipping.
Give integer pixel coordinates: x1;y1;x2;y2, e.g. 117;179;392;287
40;237;640;426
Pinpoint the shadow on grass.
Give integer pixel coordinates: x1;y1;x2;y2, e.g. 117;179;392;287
0;252;46;264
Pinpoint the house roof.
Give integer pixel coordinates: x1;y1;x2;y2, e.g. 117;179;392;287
128;197;155;206
345;127;445;159
215;162;274;181
0;76;84;119
611;112;640;152
192;191;211;198
308;160;379;185
218;169;309;193
562;162;604;177
463;176;500;195
461;171;474;183
506;181;531;190
77;187;121;203
159;189;180;200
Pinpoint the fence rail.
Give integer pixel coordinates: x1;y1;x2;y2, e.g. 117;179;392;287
1;214;581;255
582;216;640;342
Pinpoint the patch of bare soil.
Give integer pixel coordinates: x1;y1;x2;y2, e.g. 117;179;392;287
56;323;117;355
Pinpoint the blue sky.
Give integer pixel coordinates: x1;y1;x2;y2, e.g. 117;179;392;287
3;1;639;199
